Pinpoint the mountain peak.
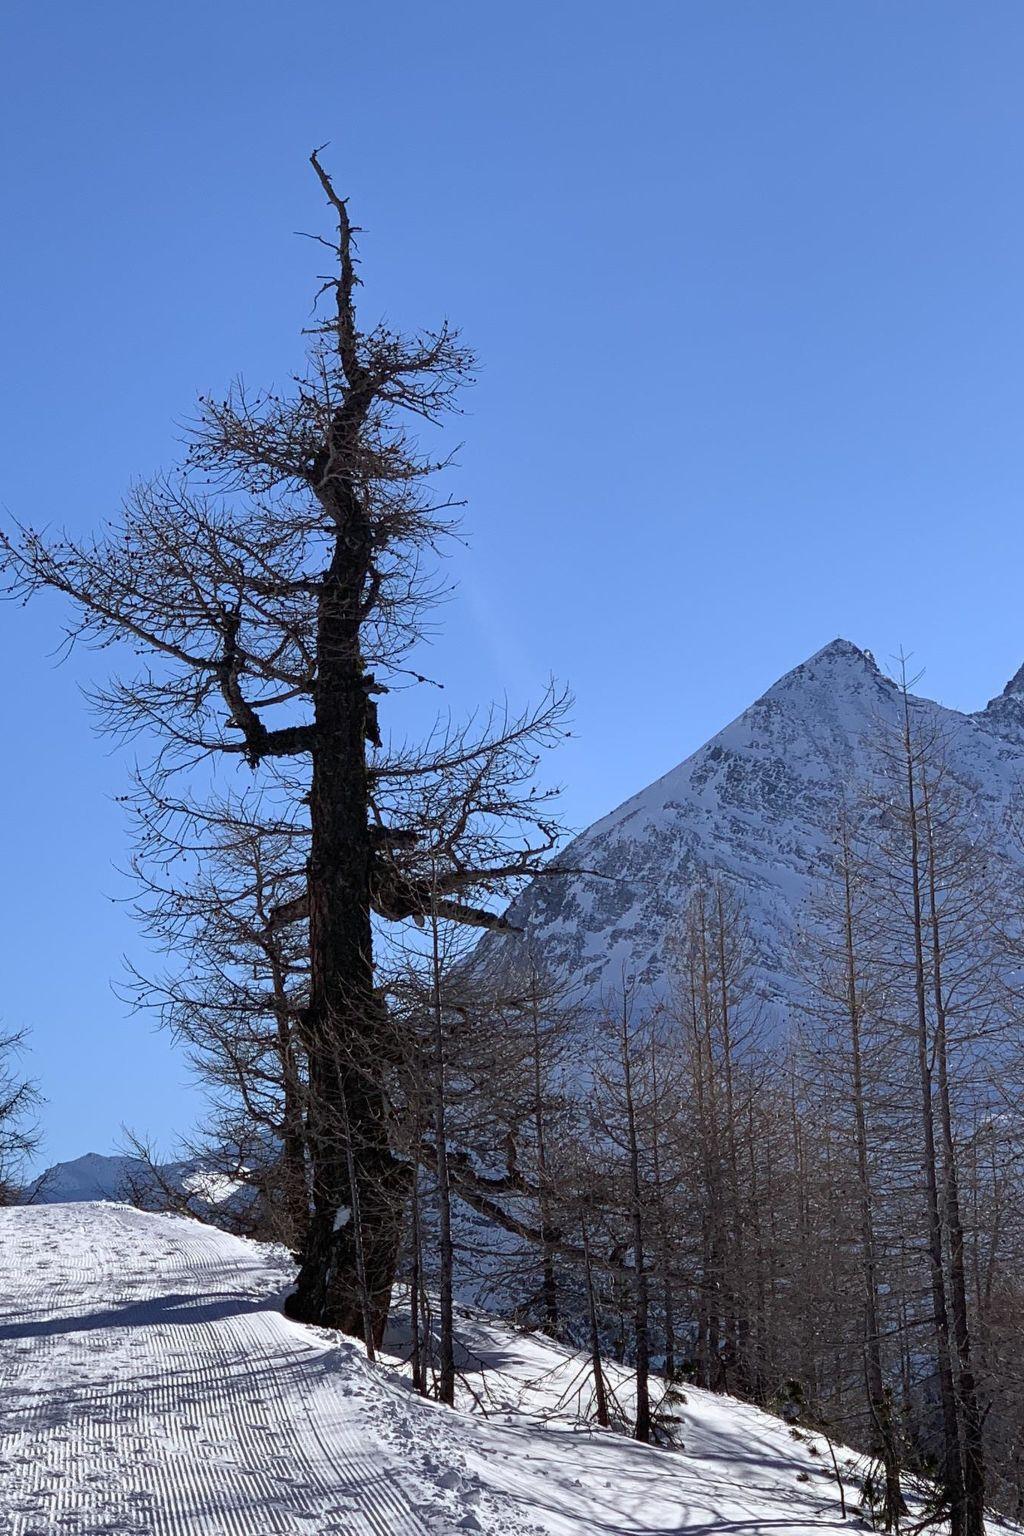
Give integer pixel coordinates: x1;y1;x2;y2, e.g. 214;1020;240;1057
477;637;1023;1014
805;637;881;672
764;637;884;704
1001;661;1024;698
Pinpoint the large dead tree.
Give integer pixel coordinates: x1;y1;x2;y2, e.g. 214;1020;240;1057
0;153;567;1336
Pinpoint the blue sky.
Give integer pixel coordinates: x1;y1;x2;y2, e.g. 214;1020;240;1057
2;2;1024;1165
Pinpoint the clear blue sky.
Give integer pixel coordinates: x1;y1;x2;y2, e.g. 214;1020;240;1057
2;2;1023;1166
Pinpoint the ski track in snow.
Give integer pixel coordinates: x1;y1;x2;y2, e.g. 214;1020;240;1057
0;1203;531;1536
2;1202;1015;1535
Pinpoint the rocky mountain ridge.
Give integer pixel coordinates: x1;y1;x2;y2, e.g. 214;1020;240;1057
474;638;1024;1018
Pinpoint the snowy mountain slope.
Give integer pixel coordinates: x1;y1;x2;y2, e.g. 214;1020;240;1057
474;639;1024;1016
1;1201;1007;1535
27;1150;246;1215
27;1151;143;1203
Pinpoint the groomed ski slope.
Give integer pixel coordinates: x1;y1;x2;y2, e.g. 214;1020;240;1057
0;1202;1008;1536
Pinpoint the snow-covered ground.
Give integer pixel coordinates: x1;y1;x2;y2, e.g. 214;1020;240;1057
0;1201;1008;1534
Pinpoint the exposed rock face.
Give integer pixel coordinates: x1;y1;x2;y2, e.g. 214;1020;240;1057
474;639;1024;1021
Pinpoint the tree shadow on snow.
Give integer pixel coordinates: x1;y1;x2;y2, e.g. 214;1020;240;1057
0;1291;268;1339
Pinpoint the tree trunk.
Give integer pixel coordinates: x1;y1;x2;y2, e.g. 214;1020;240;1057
840;842;904;1530
530;974;559;1336
716;888;748;1394
285;498;407;1339
410;1150;427;1396
430;900;456;1407
620;1000;651;1443
900;698;965;1536
582;1211;611;1428
921;781;986;1536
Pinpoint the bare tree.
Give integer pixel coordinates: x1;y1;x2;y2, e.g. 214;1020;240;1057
591;985;657;1442
799;812;906;1528
865;670;997;1536
0;153;568;1337
668;882;766;1397
123;791;311;1242
0;1030;41;1202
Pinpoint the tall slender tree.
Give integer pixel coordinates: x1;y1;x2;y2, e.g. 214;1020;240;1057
800;811;905;1528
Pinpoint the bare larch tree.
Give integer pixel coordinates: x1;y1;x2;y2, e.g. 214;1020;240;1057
0;152;567;1337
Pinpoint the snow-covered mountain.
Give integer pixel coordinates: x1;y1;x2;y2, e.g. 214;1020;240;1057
28;1149;244;1213
475;638;1024;1017
27;1150;141;1203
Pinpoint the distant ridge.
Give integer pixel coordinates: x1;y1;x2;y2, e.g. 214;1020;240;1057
27;1149;243;1213
27;1150;142;1204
